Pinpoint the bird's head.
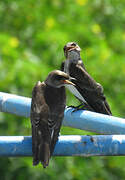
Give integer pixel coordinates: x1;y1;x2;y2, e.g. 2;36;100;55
45;70;75;88
63;42;81;58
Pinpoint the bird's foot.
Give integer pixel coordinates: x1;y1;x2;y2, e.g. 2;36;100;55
67;103;83;109
67;105;77;109
72;105;86;113
67;103;85;113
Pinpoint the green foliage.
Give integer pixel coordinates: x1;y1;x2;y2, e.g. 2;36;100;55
0;0;125;179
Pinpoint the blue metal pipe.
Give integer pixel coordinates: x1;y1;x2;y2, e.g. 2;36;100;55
63;108;125;134
0;135;125;157
0;92;125;134
0;92;31;117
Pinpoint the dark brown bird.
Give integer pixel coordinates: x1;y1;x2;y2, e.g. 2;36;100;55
30;70;75;168
61;42;112;115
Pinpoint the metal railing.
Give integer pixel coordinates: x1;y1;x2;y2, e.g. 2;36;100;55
0;92;125;156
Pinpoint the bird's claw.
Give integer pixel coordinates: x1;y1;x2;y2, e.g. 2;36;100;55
67;105;77;109
71;106;86;113
67;103;85;113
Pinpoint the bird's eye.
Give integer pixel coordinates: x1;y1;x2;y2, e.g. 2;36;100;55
71;43;76;46
56;75;63;81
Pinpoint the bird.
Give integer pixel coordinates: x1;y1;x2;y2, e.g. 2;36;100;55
30;70;75;168
61;42;86;72
61;42;112;115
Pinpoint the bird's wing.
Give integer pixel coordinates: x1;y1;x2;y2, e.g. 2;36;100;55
60;61;65;71
77;59;87;70
49;107;65;156
30;81;51;168
69;63;112;115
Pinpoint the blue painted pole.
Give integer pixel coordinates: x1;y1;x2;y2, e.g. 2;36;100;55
0;92;31;117
0;92;125;134
0;135;125;157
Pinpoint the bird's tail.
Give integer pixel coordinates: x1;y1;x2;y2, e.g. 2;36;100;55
32;126;39;166
39;141;50;168
32;125;51;168
32;140;50;168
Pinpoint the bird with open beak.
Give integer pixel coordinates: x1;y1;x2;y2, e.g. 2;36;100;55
61;42;112;115
30;70;75;168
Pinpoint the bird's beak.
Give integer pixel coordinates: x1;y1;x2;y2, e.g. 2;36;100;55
63;79;75;86
66;46;76;52
66;45;81;52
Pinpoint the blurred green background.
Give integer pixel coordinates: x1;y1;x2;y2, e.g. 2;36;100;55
0;0;125;179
